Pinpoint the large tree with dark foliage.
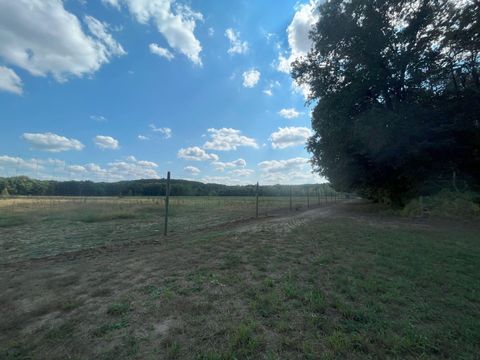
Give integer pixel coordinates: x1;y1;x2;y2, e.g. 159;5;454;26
293;0;480;204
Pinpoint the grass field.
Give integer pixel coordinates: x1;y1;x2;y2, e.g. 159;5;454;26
1;198;479;359
0;196;338;264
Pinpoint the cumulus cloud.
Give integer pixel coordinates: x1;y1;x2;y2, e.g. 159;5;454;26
278;108;301;119
203;128;258;151
225;28;248;55
212;158;246;171
242;69;260;88
0;0;125;82
276;1;318;98
269;127;312;149
0;155;39;172
277;1;318;74
0;154;160;181
138;135;149;140
104;0;203;65
230;168;254;177
263;89;273;96
0;66;23;95
67;164;86;173
107;156;160;179
177;146;219;161
149;124;172;139
258;157;322;184
184;165;200;175
93;135;120;150
149;43;175;60
22;132;84;152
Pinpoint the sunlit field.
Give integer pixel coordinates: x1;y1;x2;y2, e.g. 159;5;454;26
0;195;341;264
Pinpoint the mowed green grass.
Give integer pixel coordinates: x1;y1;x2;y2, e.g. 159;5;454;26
0;200;479;359
0;196;334;264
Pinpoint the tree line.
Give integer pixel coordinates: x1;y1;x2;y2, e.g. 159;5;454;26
0;176;337;197
293;0;480;205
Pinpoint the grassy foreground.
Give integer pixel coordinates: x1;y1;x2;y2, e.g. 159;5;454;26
1;201;479;359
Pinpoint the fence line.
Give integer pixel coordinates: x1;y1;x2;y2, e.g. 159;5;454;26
0;170;352;236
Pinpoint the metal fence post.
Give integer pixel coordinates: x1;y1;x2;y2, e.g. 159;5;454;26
289;186;292;211
164;171;171;236
255;182;259;218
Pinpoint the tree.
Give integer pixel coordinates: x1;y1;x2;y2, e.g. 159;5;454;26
1;187;9;197
293;0;480;204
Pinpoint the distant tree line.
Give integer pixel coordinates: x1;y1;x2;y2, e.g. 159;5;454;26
0;176;337;197
293;0;480;204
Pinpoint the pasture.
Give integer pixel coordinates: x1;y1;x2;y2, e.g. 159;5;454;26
1;197;479;359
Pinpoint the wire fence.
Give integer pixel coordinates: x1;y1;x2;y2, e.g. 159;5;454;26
0;171;352;263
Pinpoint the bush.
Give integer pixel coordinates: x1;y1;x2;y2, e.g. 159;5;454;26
401;190;480;218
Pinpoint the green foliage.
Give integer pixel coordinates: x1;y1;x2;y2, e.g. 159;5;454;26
0;176;337;197
293;0;480;204
401;190;480;218
0;187;9;197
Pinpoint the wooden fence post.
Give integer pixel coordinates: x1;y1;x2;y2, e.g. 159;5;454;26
255;182;259;218
164;171;171;236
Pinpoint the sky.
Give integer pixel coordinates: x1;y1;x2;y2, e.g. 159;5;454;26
0;0;325;185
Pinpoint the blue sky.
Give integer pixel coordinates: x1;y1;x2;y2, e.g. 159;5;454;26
0;0;324;185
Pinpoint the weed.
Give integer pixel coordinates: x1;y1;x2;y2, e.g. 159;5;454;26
106;302;131;316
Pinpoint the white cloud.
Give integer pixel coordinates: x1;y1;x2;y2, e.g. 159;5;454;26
138;134;149;140
178;146;219;161
242;69;260;88
184;165;200;175
107;156;160;179
93;135;120;150
208;27;215;37
149;43;174;60
67;165;87;173
259;157;309;173
203;128;258;151
137;160;158;167
212;158;246;171
230;168;254;177
101;0;120;9
262;80;280;97
225;28;248;55
269;127;312;149
106;0;203;65
0;1;125;82
278;108;301;119
149;124;172;139
0;155;39;171
22;132;84;152
0;154;160;181
276;1;318;99
0;66;23;95
276;1;318;74
84;15;126;57
90;115;108;122
258;157;322;184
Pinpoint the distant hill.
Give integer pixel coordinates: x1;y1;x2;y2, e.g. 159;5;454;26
0;176;337;197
